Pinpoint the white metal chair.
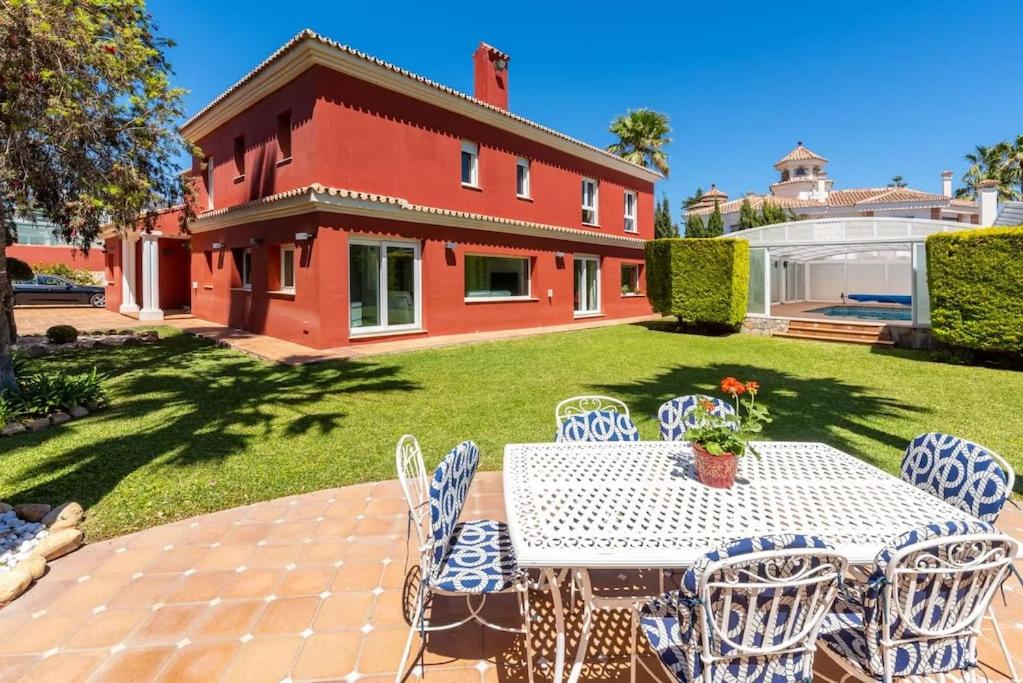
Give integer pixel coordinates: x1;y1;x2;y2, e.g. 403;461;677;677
395;435;534;682
657;394;736;441
554;395;638;443
901;432;1019;681
819;520;1018;683
639;534;847;682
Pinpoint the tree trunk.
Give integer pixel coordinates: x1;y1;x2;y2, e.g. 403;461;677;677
0;204;18;393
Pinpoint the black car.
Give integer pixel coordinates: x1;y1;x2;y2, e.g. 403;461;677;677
13;275;106;308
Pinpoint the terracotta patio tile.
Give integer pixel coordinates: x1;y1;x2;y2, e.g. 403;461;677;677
331;562;384;592
339;540;393;563
92;547;164;578
380;560;411;590
253;596;319;635
142;545;209;574
16;650;105;683
128;604;208;645
354;516;405;536
222;568;285;600
371;480;406;499
292;631;361;680
278;567;335;597
369;588;409;628
363;498;407;518
188;599;264;639
0;655;37;681
123;524;187;550
107;574;182;609
358;626;420;674
246;544;299;569
92;645;174;682
221;635;302;683
311;517;358;539
298;541;348;565
174;521;232;546
1;579;74;617
156;640;239;682
0;612;81;655
220;523;272;545
324;499;366;518
282;500;328;521
165;570;233;603
264;520;311;543
313;592;375;631
242;503;291;524
193;544;255;572
335;482;374;501
63;608;150;649
40;549;115;583
45;576;125;612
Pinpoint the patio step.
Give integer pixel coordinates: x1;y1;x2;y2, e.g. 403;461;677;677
775;320;894;346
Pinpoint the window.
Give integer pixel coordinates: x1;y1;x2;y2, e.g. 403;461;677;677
464;255;530;300
460;140;479;187
573;255;600;314
233;248;252;289
515;158;530;198
349;240;421;333
233;136;245;177
205;156;214;210
581;178;598;224
621;264;641;294
277;111;292;161
624;191;637;232
280;246;296;292
203;251;213;277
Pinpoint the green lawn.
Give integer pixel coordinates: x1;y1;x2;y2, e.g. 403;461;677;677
2;322;1020;541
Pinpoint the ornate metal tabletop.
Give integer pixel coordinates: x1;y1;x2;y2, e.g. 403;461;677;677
503;441;977;568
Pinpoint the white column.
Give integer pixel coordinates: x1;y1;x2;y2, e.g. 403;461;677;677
118;236;139;314
138;234;163;321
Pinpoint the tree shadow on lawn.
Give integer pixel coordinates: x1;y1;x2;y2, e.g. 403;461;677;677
596;361;927;471
3;332;419;511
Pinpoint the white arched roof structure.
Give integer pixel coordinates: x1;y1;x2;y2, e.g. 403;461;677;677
719;217;983;326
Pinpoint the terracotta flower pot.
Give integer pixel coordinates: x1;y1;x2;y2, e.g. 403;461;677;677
693;442;738;488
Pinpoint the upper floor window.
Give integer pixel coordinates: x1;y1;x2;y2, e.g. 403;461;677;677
277;111;292;162
461;140;479;187
280;246;296;292
624;191;637;232
794;166;807;177
205;156;214;210
581;178;598;225
516;158;531;198
233;136;245;178
780;169;790;182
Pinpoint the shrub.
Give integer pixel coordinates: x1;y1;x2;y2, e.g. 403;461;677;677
927;226;1023;353
646;238;750;329
6;257;33;282
11;367;107;416
30;262;99;285
46;324;79;344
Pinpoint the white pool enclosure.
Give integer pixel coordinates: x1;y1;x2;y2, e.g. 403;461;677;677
722;217;979;326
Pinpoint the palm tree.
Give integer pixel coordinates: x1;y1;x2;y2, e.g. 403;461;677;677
955;144;1016;201
607;109;671;176
887;175;907;188
1004;134;1023;199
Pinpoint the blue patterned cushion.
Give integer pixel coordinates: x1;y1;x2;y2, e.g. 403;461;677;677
641;535;835;682
902;432;1010;523
431;520;519;594
658;395;736;442
555;409;639;443
821;520;1004;678
429;441;480;568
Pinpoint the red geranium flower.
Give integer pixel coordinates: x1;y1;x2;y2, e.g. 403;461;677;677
745;381;760;394
699;399;716;412
720;377;746;395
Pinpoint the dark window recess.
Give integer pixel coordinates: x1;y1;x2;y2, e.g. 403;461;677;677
277;111;292;160
233;136;245;176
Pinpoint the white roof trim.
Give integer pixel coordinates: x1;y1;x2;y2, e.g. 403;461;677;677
187;184;646;249
180;30;661;183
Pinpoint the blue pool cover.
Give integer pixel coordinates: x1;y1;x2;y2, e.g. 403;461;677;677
848;294;912;306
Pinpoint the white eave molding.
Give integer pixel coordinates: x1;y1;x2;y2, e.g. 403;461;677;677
179;33;661;184
187;186;647;250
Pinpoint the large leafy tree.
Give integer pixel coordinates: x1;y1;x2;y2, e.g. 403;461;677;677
1005;134;1023;198
955;143;1017;201
705;200;725;237
683;187;705;209
0;0;193;391
654;195;677;238
607;108;671;176
736;198;759;230
684;212;705;238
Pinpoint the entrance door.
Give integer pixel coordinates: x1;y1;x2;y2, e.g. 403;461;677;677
573;255;600;314
349;240;421;334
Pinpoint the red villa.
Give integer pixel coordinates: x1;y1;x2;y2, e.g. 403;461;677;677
102;31;658;349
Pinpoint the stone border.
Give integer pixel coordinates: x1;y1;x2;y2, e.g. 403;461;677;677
0;502;85;604
14;329;159;358
1;401;105;438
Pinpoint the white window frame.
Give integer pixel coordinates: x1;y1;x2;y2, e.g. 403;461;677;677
279;245;296;293
581;178;599;226
621;263;642;295
240;248;252;290
348;237;423;336
515;158;531;199
206;156;214;210
624;190;638;232
573;254;601;315
463;254;533;302
461;140;479;188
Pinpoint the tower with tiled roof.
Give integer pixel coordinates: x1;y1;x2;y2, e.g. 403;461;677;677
770;141;832;201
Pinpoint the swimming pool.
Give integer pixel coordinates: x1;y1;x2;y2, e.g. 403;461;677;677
808;305;912;322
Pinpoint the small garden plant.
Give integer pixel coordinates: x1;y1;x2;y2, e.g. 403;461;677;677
684;377;772;457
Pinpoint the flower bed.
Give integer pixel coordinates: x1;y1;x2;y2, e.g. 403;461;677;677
14;329;159;358
0;501;85;603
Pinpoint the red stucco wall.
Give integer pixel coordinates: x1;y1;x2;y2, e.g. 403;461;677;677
8;244;105;271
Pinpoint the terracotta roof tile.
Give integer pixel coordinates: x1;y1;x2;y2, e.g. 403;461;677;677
774;143;827;168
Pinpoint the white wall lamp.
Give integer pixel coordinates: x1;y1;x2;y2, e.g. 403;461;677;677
295;232;313;242
249;237;264;245
445;241;457;251
554;251;565;259
211;242;224;250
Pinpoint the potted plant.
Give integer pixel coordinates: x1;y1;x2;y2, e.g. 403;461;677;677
683;377;771;488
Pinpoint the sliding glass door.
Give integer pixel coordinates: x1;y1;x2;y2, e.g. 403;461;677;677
349;239;421;334
573;255;600;314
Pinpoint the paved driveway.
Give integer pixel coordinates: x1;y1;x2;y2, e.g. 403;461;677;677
13;307;147;336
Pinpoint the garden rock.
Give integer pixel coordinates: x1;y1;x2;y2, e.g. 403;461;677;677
14;504;51;523
24;417;51;432
2;422;26;437
32;528;83;561
20;344;47;358
122;336;142;347
17;555;46;581
0;568;32;604
0;503;11;514
50;411;71;425
69;405;89;418
42;503;84;532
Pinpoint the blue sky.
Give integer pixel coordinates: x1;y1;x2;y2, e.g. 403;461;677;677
152;0;1023;215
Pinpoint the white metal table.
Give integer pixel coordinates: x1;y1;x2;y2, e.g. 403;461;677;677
503;440;978;682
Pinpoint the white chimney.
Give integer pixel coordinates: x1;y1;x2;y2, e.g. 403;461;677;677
979;179;999;225
941;170;953;198
815;173;828;201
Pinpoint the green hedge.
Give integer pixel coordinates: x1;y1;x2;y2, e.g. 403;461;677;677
927;226;1023;353
645;238;749;327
